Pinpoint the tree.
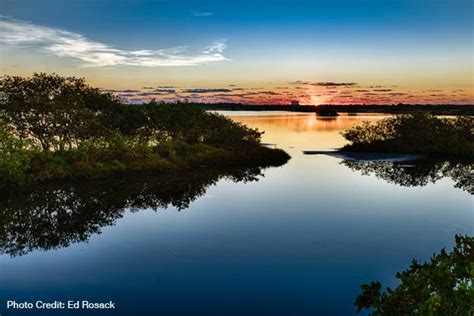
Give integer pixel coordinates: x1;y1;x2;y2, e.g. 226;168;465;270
0;73;121;151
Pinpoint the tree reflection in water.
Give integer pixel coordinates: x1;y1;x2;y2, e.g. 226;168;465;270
340;160;473;194
0;167;263;257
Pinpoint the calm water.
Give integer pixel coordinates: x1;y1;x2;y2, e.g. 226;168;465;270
0;112;472;315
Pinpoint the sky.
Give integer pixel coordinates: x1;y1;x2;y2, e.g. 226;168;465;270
0;0;473;105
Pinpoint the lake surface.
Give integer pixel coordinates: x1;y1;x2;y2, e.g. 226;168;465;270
0;112;472;315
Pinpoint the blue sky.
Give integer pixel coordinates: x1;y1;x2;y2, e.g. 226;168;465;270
0;0;472;104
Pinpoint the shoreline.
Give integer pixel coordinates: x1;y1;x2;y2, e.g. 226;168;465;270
0;145;291;188
193;103;474;116
303;150;424;162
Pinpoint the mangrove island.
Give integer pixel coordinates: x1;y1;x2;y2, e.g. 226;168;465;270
341;114;473;160
0;73;290;186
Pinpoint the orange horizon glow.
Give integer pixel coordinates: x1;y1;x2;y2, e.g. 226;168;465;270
93;82;474;105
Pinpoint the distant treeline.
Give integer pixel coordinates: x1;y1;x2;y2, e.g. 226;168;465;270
189;102;474;115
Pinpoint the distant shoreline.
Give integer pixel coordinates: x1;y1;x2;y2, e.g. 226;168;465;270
190;103;474;116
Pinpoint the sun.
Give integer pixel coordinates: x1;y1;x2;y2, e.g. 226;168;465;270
310;95;329;106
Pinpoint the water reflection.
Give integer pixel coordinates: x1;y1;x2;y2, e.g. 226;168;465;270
0;167;263;257
226;112;387;150
228;112;384;132
341;159;473;194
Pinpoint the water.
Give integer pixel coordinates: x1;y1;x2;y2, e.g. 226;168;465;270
0;112;472;315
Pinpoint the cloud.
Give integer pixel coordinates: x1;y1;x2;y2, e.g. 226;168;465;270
373;89;392;92
203;41;227;54
339;90;352;95
136;92;173;96
153;88;176;93
289;80;357;87
258;91;281;95
182;88;233;93
192;12;214;17
210;93;235;97
0;16;229;67
316;82;356;87
101;89;140;93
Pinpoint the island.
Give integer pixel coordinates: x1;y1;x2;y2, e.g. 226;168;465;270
340;114;473;160
0;73;290;186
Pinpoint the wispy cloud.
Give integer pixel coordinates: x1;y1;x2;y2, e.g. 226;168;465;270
290;80;357;87
192;12;214;17
183;88;233;93
0;16;229;67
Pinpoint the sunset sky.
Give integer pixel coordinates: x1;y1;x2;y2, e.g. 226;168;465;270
1;0;473;105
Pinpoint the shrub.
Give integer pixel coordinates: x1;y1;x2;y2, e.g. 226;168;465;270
355;235;474;315
341;114;474;159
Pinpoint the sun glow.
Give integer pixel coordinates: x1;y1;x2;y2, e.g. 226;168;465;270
310;94;330;106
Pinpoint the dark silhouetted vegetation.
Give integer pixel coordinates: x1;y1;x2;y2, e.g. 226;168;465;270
355;235;474;315
0;73;289;185
316;109;339;117
191;103;474;116
341;114;474;159
0;166;264;257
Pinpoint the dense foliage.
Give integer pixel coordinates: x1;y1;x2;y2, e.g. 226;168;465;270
0;73;289;184
341;114;473;159
355;235;474;315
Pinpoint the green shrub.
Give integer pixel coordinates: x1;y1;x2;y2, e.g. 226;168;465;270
342;114;474;159
355;235;474;315
0;121;36;183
